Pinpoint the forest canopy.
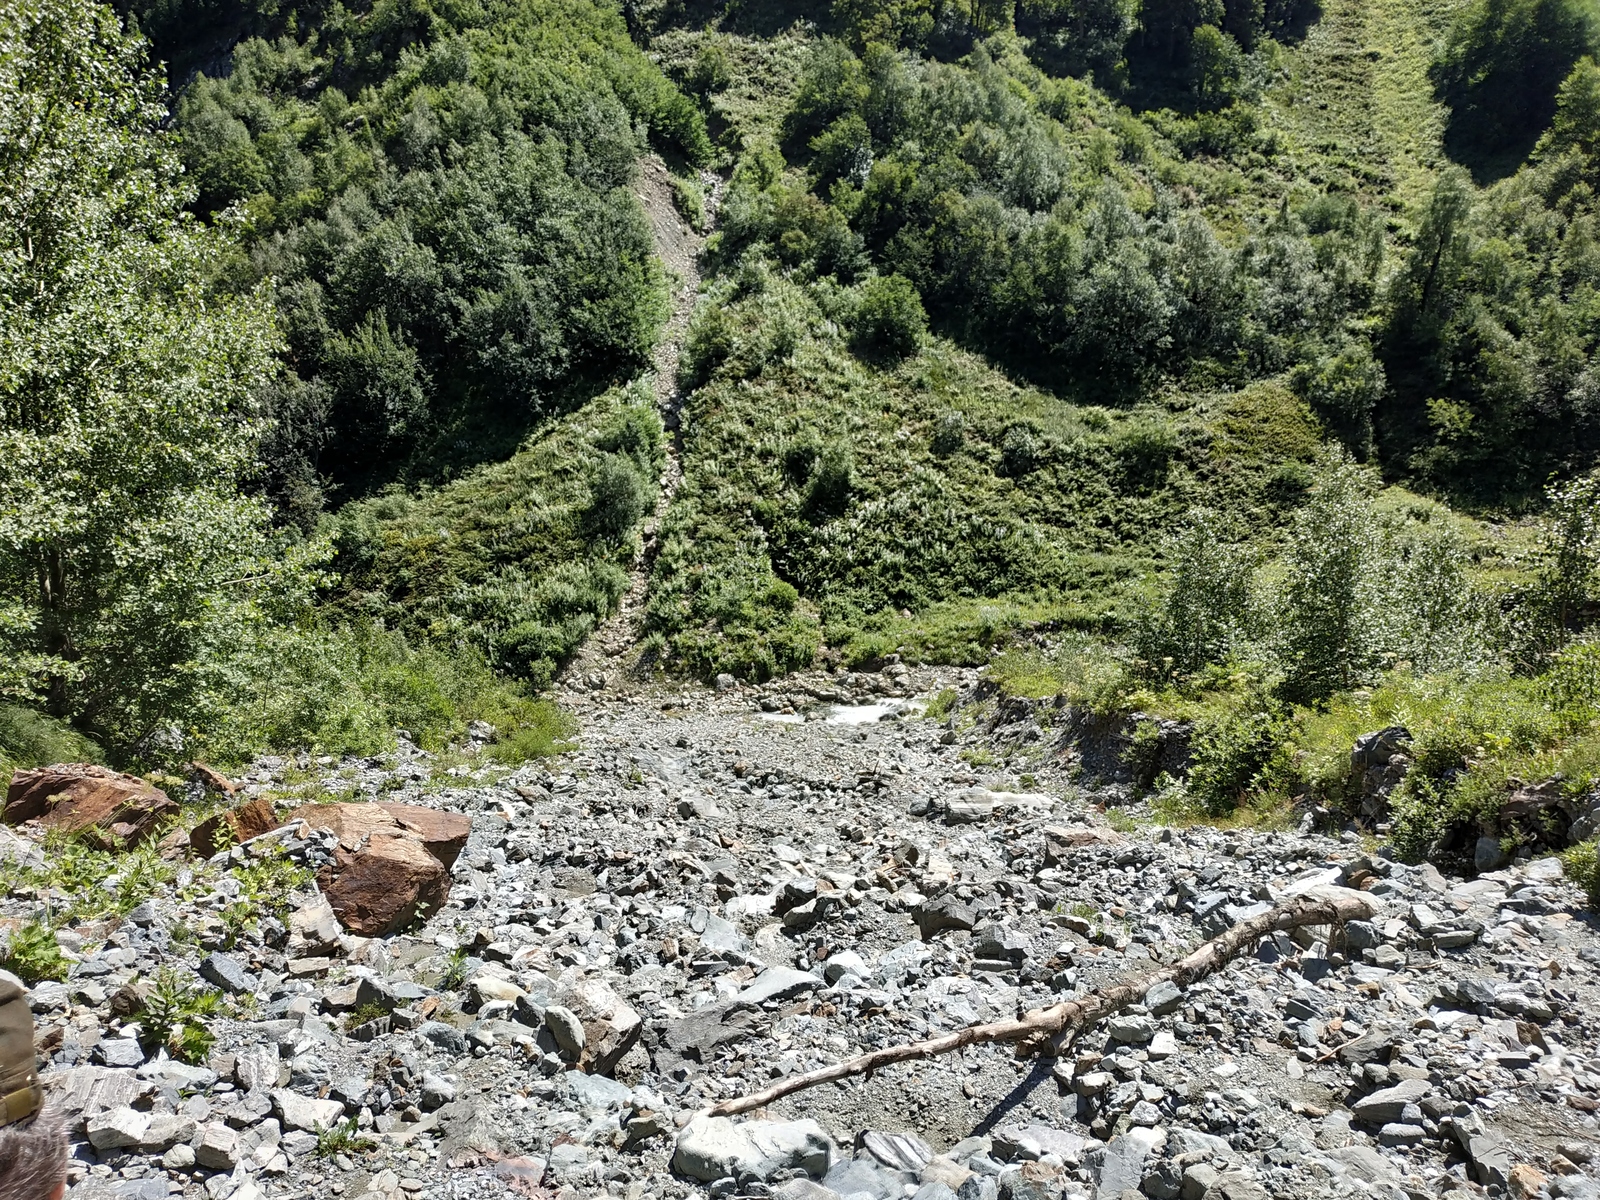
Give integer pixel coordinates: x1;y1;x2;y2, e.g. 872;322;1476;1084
147;0;708;521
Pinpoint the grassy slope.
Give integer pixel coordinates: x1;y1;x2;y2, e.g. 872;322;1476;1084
1261;0;1463;219
641;6;1532;681
328;382;663;686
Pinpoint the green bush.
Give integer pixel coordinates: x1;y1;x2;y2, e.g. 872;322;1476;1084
1000;425;1039;477
806;444;856;516
850;274;927;362
931;411;965;455
588;456;650;541
1186;700;1294;816
0;922;67;985
1564;838;1600;909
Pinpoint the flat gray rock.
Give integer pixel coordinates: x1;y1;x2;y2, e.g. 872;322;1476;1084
735;967;823;1007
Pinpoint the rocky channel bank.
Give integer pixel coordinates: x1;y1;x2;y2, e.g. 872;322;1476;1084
3;665;1599;1200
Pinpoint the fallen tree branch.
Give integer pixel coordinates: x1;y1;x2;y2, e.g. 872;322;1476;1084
707;888;1375;1118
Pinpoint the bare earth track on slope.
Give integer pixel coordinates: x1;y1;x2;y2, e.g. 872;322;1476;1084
557;158;718;695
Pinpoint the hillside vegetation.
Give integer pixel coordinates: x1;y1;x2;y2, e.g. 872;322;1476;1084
1;0;1598;868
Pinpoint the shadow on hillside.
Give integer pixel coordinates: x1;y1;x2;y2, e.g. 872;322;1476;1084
1441;118;1541;186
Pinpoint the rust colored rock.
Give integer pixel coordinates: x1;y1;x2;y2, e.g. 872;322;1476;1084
187;763;239;796
282;802;397;849
555;978;642;1076
4;764;178;850
376;804;470;871
316;830;448;937
189;797;281;860
284;802;468;867
281;802;469;937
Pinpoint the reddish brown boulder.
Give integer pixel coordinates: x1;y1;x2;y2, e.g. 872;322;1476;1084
189;797;281;860
282;803;470;937
376;803;470;871
317;830;449;937
4;764;178;850
283;802;469;866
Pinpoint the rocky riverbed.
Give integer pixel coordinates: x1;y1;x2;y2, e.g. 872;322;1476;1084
7;664;1600;1200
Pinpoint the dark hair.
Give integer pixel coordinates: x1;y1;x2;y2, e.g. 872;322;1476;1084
0;1108;67;1200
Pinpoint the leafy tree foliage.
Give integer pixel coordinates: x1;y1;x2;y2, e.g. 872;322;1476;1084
1014;0;1136;81
1380;157;1600;503
725;39;1379;402
0;0;308;752
1133;510;1255;679
164;0;704;512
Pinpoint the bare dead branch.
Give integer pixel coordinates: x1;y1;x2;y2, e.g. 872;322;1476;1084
706;888;1376;1118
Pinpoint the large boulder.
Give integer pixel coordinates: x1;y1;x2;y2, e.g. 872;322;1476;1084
4;764;178;850
1569;787;1600;845
1053;708;1192;789
377;803;471;871
319;829;448;937
283;803;471;937
1498;777;1590;854
673;1115;833;1182
284;802;470;868
554;978;642;1076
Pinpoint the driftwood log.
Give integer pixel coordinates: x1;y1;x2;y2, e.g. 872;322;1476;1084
707;888;1375;1118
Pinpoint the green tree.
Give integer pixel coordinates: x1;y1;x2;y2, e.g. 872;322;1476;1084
1546;55;1600;161
0;0;305;752
1538;468;1600;647
1016;0;1136;81
832;0;936;48
1134;510;1255;679
1275;450;1386;704
1189;23;1247;109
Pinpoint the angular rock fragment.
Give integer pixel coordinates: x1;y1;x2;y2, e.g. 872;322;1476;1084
674;1115;833;1182
189;796;280;859
913;894;976;938
553;978;642;1075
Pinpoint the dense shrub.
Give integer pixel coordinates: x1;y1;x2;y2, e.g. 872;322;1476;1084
850;274;927;360
588;456;651;541
1185;700;1293;815
164;0;700;509
201;622;574;764
719;41;1378;404
1380;165;1600;503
